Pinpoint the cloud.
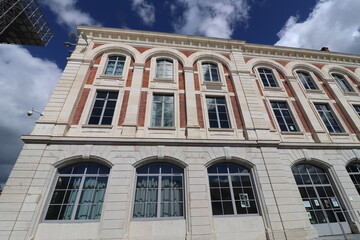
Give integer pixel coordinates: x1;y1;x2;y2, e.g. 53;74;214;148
276;0;360;54
131;0;156;26
0;45;61;184
42;0;100;30
173;0;250;39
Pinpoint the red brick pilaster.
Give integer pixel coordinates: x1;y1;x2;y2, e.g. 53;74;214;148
179;93;187;128
334;103;355;133
137;91;148;127
71;88;90;125
86;67;97;85
196;94;204;128
292;101;311;133
118;91;130;126
230;96;243;129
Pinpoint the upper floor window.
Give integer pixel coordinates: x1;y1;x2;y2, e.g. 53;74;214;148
133;163;184;218
206;97;231;128
156;59;173;79
258;68;278;87
208;163;258;215
353;105;360;116
88;91;118;125
271;102;298;132
314;103;342;133
346;163;360;194
151;94;174;127
104;56;125;76
45;162;110;221
202;63;220;82
332;74;354;92
297;71;318;90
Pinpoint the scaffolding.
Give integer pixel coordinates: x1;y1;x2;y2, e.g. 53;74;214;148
0;0;53;46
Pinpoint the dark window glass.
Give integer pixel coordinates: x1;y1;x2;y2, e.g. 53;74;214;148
206;97;230;129
88;91;118;125
202;63;220;82
104;56;125;76
258;68;278;87
332;74;354;92
314;103;342;133
271;102;298;132
297;71;317;90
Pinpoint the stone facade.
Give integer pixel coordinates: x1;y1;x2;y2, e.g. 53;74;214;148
1;26;360;240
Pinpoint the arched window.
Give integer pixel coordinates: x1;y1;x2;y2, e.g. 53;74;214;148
133;163;184;218
156;59;173;79
202;63;220;82
292;163;350;235
258;68;278;87
332;73;354;92
208;163;258;215
297;71;317;90
45;162;110;221
104;56;125;75
346;163;360;194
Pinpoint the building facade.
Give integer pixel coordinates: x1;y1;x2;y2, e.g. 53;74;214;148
1;26;360;240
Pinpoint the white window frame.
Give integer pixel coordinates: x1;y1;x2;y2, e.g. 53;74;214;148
151;56;178;83
151;94;175;127
332;73;355;93
270;101;299;132
198;61;225;85
205;96;232;129
257;67;279;88
313;102;344;133
296;70;319;91
155;59;173;79
353;105;360;117
87;91;119;126
97;53;130;81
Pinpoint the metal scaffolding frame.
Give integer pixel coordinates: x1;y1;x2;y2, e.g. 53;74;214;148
0;0;53;46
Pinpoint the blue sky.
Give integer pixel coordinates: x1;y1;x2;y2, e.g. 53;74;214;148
0;0;360;185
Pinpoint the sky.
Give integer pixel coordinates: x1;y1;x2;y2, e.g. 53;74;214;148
0;0;360;185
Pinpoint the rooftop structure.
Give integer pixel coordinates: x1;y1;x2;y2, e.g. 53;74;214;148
0;0;53;46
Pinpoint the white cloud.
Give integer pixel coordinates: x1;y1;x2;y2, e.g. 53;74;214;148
42;0;100;30
276;0;360;54
0;45;61;184
131;0;156;26
173;0;250;39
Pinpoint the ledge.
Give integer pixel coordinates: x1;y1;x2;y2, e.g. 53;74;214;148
148;126;176;130
81;124;113;129
98;75;124;81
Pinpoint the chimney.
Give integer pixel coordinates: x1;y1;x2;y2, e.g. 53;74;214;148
321;47;329;51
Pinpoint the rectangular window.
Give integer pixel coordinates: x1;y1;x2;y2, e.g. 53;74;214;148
206;97;231;128
258;68;278;87
151;95;174;127
104;56;125;76
88;91;118;125
297;71;317;90
333;74;354;92
353;105;360;116
314;103;343;133
271;102;298;132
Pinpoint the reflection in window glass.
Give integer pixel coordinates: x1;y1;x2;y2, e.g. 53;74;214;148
346;163;360;194
332;74;354;92
206;97;231;128
314;104;342;133
88;92;118;125
202;63;220;82
104;56;125;76
156;59;173;79
297;71;317;90
151;95;174;127
270;102;298;132
258;68;278;87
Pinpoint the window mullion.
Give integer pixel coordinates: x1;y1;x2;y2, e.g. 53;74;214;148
215;103;221;128
280;107;290;131
161;97;165;127
228;174;237;215
157;174;162;218
71;174;86;220
324;109;336;132
99;95;108;125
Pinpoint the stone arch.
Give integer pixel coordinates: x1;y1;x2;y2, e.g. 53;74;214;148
322;64;360;82
204;156;255;170
285;61;327;79
345;157;360;166
132;155;188;169
85;43;142;63
290;158;332;170
141;48;188;66
53;155;114;169
245;57;288;77
188;51;236;71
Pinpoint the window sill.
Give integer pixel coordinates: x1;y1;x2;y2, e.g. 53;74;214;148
82;124;113;129
131;217;184;221
98;74;124;81
305;89;323;94
203;81;222;85
148;126;176;130
208;128;234;132
43;220;100;223
280;131;304;135
153;77;175;83
343;91;359;96
212;213;260;218
264;87;283;91
329;132;349;136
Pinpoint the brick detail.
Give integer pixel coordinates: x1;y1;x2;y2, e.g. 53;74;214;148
138;91;148;127
94;54;102;64
226;76;234;93
284;81;294;98
118;91;130;126
323;84;335;100
230;96;243;129
292;101;311;133
193;62;198;72
92;43;103;49
180;50;196;57
334;103;355;133
130;58;134;67
71;88;90;125
86;67;97;85
179;72;185;90
142;70;150;88
223;64;229;75
196;94;204;128
126;68;133;87
313;64;324;70
134;47;150;53
178;62;183;71
222;54;231;60
145;59;151;68
314;73;323;82
194;73;200;91
244;57;252;63
276;69;285;79
263;99;276;129
346;67;357;72
179;93;187;128
256;79;264;96
276;61;289;67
